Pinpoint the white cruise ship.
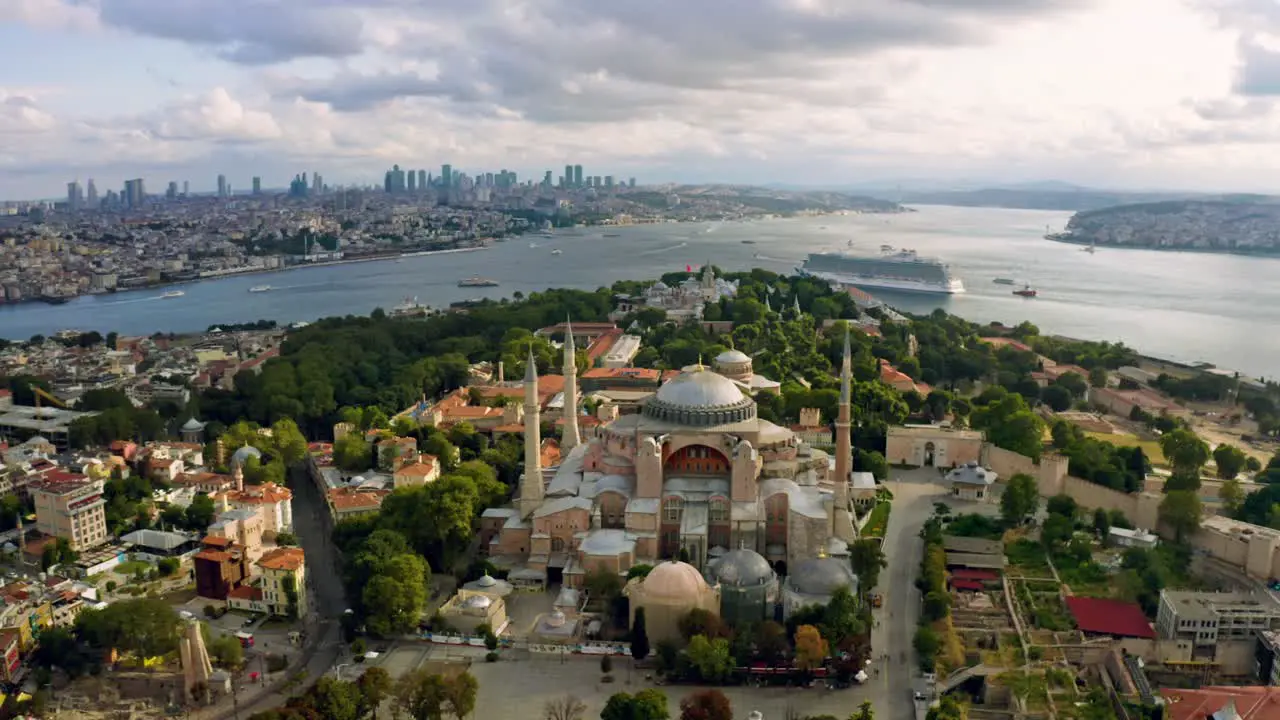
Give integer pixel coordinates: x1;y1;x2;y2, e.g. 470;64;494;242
798;246;964;294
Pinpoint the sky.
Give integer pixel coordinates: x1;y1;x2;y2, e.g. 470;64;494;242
4;0;1280;199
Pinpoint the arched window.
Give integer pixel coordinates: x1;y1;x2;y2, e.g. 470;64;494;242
663;496;684;523
551;537;565;552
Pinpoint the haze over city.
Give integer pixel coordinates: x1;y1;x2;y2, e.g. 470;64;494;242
4;0;1280;197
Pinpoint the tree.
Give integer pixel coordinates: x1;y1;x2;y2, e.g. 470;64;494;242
678;608;727;641
334;434;374;473
793;624;828;671
631;608;650;662
851;701;875;720
1041;514;1074;551
1000;473;1038;526
1041;385;1072;412
207;631;244;669
543;695;587;720
971;393;1046;460
679;690;732;720
849;540;887;593
443;672;478;719
1214;444;1248;480
601;690;670;720
392;669;446;720
1222;477;1245;515
1088;367;1108;388
185;493;216;530
1247;456;1264;473
853;449;889;481
684;635;733;684
75;598;184;658
1046;494;1078;519
356;667;393;719
1093;508;1111;539
1160;490;1203;543
1160;428;1210;478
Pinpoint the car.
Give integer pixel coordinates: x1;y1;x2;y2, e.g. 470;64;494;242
243;616;256;627
913;691;928;701
179;610;194;620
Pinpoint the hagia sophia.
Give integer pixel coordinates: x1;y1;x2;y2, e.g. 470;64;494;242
483;322;861;630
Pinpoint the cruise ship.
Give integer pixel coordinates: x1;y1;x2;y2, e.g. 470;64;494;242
798;246;964;294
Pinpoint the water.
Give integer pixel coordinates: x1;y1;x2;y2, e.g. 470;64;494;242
2;205;1277;378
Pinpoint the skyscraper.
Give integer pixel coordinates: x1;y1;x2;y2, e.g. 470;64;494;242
252;177;262;195
217;174;227;198
441;164;452;189
182;181;188;196
418;170;426;190
166;181;178;200
66;181;82;212
564;165;573;189
312;172;321;193
543;171;553;188
605;176;614;189
86;179;98;206
573;165;583;188
629;178;636;188
407;171;416;192
124;179;145;209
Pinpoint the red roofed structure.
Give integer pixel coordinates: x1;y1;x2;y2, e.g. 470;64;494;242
1162;686;1280;720
1064;596;1155;639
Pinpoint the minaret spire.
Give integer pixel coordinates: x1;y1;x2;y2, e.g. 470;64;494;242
518;345;544;519
561;318;581;453
832;326;855;542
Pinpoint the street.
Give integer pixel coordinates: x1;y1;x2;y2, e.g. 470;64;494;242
869;469;947;720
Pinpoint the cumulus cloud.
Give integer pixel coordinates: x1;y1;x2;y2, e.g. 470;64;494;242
148;88;282;142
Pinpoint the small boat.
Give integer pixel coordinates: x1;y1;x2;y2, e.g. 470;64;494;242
161;290;185;299
529;242;539;249
1083;239;1096;254
1013;285;1038;298
248;285;273;293
741;240;755;244
993;278;1016;285
551;249;563;255
603;233;620;238
458;276;500;288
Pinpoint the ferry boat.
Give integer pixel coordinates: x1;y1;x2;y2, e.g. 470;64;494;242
551;248;563;255
248;285;273;293
1013;285;1038;297
798;246;964;294
160;290;185;299
390;296;433;318
458;276;500;288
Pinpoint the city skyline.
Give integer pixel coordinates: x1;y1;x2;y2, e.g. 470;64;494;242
3;1;1280;197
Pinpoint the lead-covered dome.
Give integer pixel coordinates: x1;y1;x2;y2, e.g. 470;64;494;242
644;368;755;426
641;560;712;600
707;548;775;587
231;445;262;468
715;349;750;365
787;557;857;597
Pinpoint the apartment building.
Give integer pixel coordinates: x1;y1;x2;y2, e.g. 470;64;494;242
257;546;307;618
30;472;108;551
1157;589;1280;658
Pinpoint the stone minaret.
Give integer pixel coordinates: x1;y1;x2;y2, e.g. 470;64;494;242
518;347;544;519
233;463;244;492
833;327;856;542
561;319;581;453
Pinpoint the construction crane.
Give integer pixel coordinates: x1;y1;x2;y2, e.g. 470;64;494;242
31;386;66;410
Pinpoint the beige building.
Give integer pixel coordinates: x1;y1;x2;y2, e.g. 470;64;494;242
488;324;860;587
625;561;721;644
393;454;440;488
207;508;265;563
1156;589;1280;664
216;469;293;536
885;425;983;468
438;589;508;635
31;473;108;551
257;546;307;618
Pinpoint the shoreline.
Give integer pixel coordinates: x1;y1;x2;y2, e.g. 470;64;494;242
1046;233;1280;259
1;244;491;308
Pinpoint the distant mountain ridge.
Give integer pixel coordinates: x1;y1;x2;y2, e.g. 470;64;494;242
890;186;1204;211
1050;197;1280;255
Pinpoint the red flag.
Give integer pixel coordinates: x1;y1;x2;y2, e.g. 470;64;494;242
686;264;692;272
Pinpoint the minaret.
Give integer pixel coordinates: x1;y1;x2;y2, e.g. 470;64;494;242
561;319;581;453
233;463;244;492
518;347;544;519
833;327;856;542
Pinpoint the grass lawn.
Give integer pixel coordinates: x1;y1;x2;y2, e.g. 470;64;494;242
114;560;152;577
861;501;891;538
1084;432;1167;467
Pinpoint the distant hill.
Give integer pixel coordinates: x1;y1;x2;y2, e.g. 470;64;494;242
890;187;1203;212
1050;197;1280;255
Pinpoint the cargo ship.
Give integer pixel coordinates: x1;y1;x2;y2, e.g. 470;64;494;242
458;276;500;288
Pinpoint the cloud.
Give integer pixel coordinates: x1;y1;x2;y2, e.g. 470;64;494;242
147;88;282;142
97;0;366;64
0;91;57;135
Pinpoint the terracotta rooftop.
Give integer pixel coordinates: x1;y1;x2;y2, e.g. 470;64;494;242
258;546;305;572
327;486;390;511
201;535;234;548
979;337;1034;353
396;457;438;477
227;585;262;601
1163;686;1280;720
226;482;292;504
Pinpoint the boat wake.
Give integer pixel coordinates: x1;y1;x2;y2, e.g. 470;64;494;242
638;241;688;255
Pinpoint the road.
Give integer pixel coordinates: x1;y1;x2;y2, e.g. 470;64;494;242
869;469;946;720
196;467;348;719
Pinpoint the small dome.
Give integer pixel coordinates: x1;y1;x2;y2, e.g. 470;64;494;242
715;349;750;365
231;445;262;467
788;557;856;597
641;560;711;600
26;436;49;446
654;368;745;408
475;573;497;588
547;610;567;627
463;594;492;610
707;548;775;587
181;417;206;431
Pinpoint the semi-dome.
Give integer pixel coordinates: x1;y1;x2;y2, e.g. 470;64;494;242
643;368;755;426
231;445;262;467
707;548;774;587
463;594;493;610
787;557;857;597
641;560;711;600
715;349;751;365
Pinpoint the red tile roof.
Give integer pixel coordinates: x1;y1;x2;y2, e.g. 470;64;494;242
1064;596;1155;639
258;546;305;572
950;569;1000;582
951;579;986;591
227;585;262;601
1163;687;1280;720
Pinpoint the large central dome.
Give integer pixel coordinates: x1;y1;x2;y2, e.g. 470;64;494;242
643;367;756;426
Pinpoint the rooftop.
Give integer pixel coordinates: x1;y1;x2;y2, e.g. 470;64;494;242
258;546;305;572
1162;589;1280;618
1065;596;1155;639
1162;686;1280;720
